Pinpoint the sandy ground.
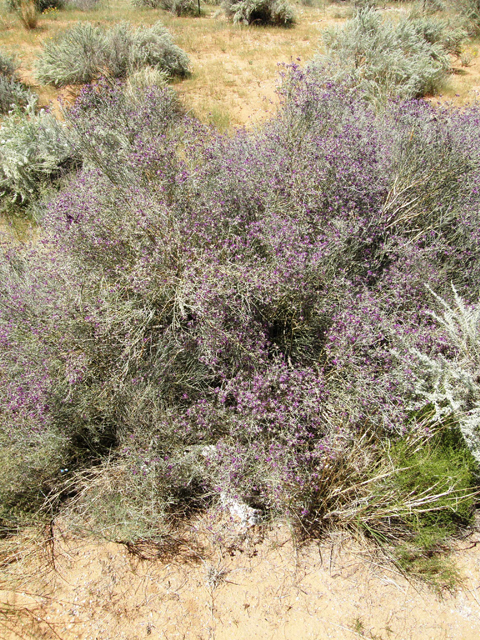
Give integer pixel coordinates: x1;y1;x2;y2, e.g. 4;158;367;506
2;514;480;640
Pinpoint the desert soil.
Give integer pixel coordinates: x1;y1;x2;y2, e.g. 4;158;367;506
2;514;480;640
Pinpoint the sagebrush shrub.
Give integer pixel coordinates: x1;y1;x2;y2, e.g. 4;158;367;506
454;0;480;34
0;51;16;79
312;8;464;101
399;287;480;465
35;20;189;86
223;0;295;26
0;102;75;203
0;50;33;114
2;71;480;535
0;76;32;114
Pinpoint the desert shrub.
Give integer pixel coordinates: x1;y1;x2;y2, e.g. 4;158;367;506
65;79;183;181
0;102;75;203
2;72;480;538
311;8;464;101
0;51;33;114
223;0;296;26
35;21;189;87
456;1;480;34
35;23;107;86
0;50;16;79
164;0;199;15
399;287;480;465
133;0;199;14
0;76;32;114
132;0;161;6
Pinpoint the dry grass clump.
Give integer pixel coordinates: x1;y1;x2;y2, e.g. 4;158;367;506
9;0;39;30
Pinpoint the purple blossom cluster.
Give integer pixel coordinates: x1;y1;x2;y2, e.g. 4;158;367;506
1;71;480;527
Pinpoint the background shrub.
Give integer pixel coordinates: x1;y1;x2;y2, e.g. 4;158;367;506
65;0;101;9
133;0;199;14
132;0;161;6
0;50;16;79
311;8;464;101
223;0;296;26
6;0;64;9
35;20;189;86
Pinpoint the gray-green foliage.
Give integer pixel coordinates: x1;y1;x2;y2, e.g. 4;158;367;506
403;287;480;466
0;50;33;114
455;0;480;34
35;21;189;87
311;9;464;101
0;51;16;79
0;77;32;115
223;0;295;26
0;102;74;203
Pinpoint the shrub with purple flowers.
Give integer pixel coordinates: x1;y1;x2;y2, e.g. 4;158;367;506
0;70;479;544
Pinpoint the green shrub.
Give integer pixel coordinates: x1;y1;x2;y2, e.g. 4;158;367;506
312;8;464;101
223;0;296;26
374;426;477;589
35;21;189;87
